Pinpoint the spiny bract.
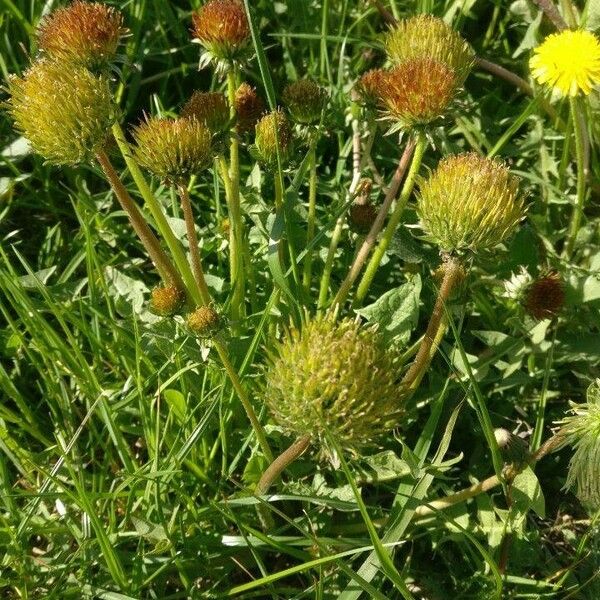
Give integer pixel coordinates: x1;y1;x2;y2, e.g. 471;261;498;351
132;117;213;182
265;316;404;454
417;153;526;253
254;109;293;167
6;60;116;165
384;14;474;85
282;79;328;125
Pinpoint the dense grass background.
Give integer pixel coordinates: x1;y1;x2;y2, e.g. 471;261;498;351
1;0;600;598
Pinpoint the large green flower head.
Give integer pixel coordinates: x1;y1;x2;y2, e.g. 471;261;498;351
132;117;213;183
282;79;328;125
384;14;474;86
37;1;125;69
5;59;116;165
557;380;600;511
265;316;404;455
254;109;293;168
417;153;526;253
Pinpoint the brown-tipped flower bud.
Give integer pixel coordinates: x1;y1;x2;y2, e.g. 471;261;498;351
418;153;526;253
234;83;265;133
181;91;230;134
523;271;565;320
378;59;458;128
132;117;213;183
192;0;250;63
349;203;377;234
187;305;222;337
37;1;125;68
254;109;293;168
355;68;388;109
384;14;474;86
265;316;405;455
282;79;328;125
5;60;116;165
150;285;185;317
494;428;530;467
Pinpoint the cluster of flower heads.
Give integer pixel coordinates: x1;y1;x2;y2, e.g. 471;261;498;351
357;14;474;128
265;316;404;456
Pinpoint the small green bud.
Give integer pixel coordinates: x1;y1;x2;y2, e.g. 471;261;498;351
37;1;125;69
254;109;293;168
417;153;526;253
150;285;185;317
265;316;405;455
131;117;213;183
187;305;222;338
282;79;328;125
181;91;231;134
384;14;474;86
5;60;116;165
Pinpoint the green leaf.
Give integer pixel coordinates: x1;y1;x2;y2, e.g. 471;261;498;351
512;466;545;519
360;451;412;483
162;389;186;423
355;276;421;344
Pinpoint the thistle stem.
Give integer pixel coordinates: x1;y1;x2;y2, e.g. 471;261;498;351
332;138;416;308
111;122;201;305
96;150;182;289
176;183;212;306
564;96;587;259
302;137;318;295
354;132;428;306
401;257;463;391
256;434;311;495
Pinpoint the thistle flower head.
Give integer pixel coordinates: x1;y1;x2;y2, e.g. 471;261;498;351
187;305;222;337
355;68;388;109
417;153;526;253
384;14;474;86
282;79;328;125
234;82;264;132
265;316;404;455
254;109;293;167
192;0;250;64
524;271;565;320
378;59;458;128
132;117;213;183
181;91;231;134
37;1;125;68
557;380;600;510
530;30;600;97
5;60;116;165
150;285;184;316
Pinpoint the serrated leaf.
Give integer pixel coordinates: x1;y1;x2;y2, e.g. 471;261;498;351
360;451;412;483
512;466;545;519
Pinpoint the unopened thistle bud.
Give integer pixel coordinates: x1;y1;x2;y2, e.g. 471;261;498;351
132;117;213;183
192;0;250;64
234;83;265;132
282;79;328;125
418;153;526;253
37;1;125;68
5;60;116;165
254;109;293;167
265;316;404;454
524;271;565;320
150;285;185;316
378;59;458;128
557;380;600;510
384;14;474;86
187;305;222;337
494;428;530;467
349;203;377;234
181;91;231;134
355;68;387;109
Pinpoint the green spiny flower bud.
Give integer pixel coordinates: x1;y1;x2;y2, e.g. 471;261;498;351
384;14;474;86
5;60;116;165
417;153;526;253
557;380;600;510
282;79;328;125
187;305;222;338
131;117;213;183
181;91;231;134
192;0;250;64
378;59;458;128
37;1;125;69
265;316;404;455
254;109;293;168
150;285;185;316
235;83;265;133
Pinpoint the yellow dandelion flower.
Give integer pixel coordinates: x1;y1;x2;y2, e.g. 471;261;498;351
530;30;600;96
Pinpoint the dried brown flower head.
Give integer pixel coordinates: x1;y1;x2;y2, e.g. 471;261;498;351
38;1;125;68
234;82;265;132
524;272;565;320
349;203;377;234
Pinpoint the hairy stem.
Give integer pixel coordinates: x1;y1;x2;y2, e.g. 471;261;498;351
302;137;319;295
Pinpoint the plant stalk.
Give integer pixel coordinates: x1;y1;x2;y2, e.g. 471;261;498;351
302;137;318;294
